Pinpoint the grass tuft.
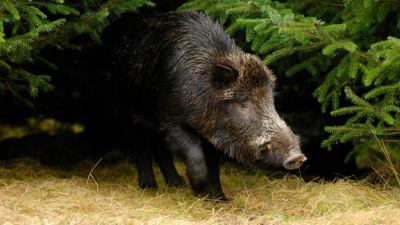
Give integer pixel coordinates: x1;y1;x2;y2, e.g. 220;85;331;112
1;159;400;224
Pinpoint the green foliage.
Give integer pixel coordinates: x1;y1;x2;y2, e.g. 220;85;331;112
0;0;153;102
180;0;400;169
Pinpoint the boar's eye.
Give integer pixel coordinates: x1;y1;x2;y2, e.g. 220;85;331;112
213;63;239;87
228;100;257;121
240;101;249;108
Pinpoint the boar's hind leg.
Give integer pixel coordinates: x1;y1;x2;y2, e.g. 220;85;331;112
136;149;158;189
153;141;185;187
121;122;158;189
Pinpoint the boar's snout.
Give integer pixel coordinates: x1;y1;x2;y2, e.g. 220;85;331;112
254;120;307;170
282;152;307;170
257;148;307;170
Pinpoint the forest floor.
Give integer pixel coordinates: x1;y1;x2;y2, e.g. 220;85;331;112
1;158;400;225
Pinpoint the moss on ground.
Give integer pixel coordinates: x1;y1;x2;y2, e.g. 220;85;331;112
0;158;399;225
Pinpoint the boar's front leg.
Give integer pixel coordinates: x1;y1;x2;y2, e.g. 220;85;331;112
166;124;226;200
202;140;227;201
153;139;185;187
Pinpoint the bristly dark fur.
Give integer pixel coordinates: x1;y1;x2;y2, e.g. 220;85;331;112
89;11;305;200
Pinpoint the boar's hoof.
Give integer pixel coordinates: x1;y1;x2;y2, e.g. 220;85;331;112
199;187;230;202
283;153;307;170
138;176;158;189
193;188;230;202
214;194;230;203
205;193;230;203
165;175;185;188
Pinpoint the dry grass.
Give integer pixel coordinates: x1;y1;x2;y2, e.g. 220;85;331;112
1;159;400;225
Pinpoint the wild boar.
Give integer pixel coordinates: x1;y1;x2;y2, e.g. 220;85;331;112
93;11;307;200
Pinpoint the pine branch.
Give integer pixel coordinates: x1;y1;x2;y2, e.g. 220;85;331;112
0;0;153;101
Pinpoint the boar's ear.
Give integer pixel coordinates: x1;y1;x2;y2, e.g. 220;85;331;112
213;63;239;87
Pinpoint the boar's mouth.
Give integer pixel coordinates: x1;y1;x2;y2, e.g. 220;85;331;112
254;145;307;170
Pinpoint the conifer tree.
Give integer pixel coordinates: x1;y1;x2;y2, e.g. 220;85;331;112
180;0;400;169
0;0;153;103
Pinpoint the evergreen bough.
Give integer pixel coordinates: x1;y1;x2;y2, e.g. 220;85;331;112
0;0;153;103
180;0;400;169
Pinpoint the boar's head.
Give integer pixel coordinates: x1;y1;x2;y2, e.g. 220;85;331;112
185;52;307;170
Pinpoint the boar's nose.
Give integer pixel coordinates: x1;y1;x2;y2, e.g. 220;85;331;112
283;153;307;170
